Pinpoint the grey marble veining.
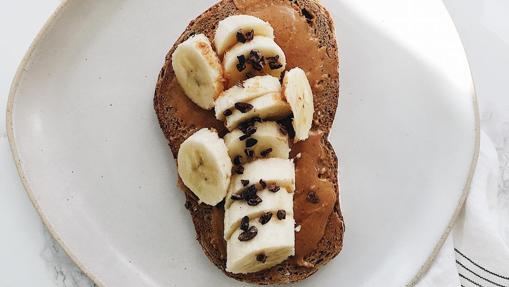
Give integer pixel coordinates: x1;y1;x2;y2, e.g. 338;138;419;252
41;229;95;287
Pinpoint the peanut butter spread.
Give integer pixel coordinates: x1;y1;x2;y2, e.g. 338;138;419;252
290;131;336;265
170;0;338;268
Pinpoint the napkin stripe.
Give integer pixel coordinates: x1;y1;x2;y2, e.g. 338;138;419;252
460;273;486;287
455;248;509;280
456;260;507;287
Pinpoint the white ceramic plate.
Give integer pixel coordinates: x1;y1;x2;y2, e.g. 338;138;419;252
7;0;478;286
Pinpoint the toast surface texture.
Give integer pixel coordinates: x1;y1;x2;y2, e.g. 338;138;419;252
154;0;344;283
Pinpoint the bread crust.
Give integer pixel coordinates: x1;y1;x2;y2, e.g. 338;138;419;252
154;0;344;283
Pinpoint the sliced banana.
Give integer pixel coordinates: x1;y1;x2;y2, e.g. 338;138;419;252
226;214;295;274
172;34;224;110
215;75;281;120
223;36;286;87
282;67;315;142
224;122;289;164
224;187;294;240
215;15;274;57
177;128;232;205
226;158;295;208
225;93;291;131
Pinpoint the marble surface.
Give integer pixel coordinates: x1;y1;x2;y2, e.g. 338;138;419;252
0;0;507;286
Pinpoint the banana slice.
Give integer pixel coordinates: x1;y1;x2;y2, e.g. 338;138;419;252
177;128;232;205
215;75;281;120
215;15;274;56
226;158;295;208
224;187;294;240
226;214;295;274
225;93;291;131
282;67;315;142
223;36;286;87
224;122;289;164
172;34;224;110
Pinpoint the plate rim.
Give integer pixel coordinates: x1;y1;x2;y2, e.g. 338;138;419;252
5;0;480;286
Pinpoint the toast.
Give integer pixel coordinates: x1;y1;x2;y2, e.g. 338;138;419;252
154;0;344;283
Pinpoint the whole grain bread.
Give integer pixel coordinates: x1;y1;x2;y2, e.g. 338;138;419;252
154;0;344;284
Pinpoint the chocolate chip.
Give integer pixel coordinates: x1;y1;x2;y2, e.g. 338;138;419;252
241;179;250;186
240;215;249;231
238;226;258;241
266;55;283;70
236;55;246;72
245;71;254;80
248;50;265;71
245;138;258;148
244;149;254;158
259;179;267;189
184;200;192;210
242;184;257;200
247;195;262;206
245;30;254;41
260;148;273;157
223;109;232;117
268;183;280;193
307;191;320;204
239;134;249;141
256;253;267;263
233;165;244;174
259;212;272;225
301;8;314;22
235;102;253;113
277;210;286;220
231;193;243;200
246;125;257;135
236;29;254;43
236;30;247;43
239;117;261;133
233;155;242;165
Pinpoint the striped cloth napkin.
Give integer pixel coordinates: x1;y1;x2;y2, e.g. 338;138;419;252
418;132;509;287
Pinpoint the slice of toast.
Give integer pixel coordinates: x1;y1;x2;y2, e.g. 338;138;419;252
154;0;344;283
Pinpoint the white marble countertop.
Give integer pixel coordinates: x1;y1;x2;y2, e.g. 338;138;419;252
1;0;507;286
